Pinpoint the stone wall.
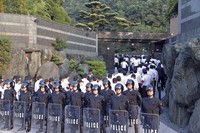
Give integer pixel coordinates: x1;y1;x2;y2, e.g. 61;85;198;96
0;13;98;57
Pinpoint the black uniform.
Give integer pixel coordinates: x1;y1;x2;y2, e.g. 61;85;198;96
100;89;115;115
35;90;50;132
49;91;65;132
141;97;163;132
109;94;129;133
1;88;16;130
84;91;93;108
18;91;32;131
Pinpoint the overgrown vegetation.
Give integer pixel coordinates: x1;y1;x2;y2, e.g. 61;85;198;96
0;0;71;25
69;59;84;76
0;36;12;76
65;0;171;32
86;60;107;78
52;38;67;51
50;54;63;65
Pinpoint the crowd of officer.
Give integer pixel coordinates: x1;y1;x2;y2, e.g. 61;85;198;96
0;54;166;133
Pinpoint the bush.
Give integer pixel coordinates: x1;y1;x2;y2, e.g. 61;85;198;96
0;36;12;76
86;60;107;78
69;59;84;76
50;54;63;65
52;38;67;51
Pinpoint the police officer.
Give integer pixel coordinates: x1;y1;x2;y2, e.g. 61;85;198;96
65;81;73;105
84;82;93;108
123;79;141;133
109;83;129;133
69;81;84;133
18;82;32;132
141;84;163;133
88;84;105;132
1;79;16;130
100;78;115;126
35;83;50;132
50;83;65;132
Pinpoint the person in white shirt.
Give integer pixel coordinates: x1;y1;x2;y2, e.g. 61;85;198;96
141;68;152;98
0;79;5;99
121;59;128;75
14;78;22;100
34;76;43;92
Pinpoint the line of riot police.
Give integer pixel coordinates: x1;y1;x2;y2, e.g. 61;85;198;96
0;76;163;133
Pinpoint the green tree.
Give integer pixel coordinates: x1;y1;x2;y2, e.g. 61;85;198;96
52;38;67;51
75;0;134;31
86;60;107;78
165;0;178;21
0;36;12;76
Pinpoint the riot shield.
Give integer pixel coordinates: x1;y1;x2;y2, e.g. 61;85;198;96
83;108;101;133
31;102;46;133
109;110;128;133
64;105;80;133
0;100;11;130
13;101;26;132
128;105;140;133
47;103;62;133
140;113;160;133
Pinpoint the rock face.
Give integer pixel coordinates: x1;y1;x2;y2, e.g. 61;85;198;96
36;62;59;79
189;99;200;133
162;37;200;131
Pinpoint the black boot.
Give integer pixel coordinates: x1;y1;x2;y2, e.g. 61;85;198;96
26;120;31;132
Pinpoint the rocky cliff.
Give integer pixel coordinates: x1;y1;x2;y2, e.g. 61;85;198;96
162;38;200;132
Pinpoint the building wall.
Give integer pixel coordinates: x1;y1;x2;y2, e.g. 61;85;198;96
179;0;200;33
170;16;179;36
0;13;98;57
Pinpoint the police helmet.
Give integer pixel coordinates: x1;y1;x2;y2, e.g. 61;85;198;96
53;83;60;89
86;82;93;89
92;84;99;90
54;79;61;85
115;83;124;92
71;81;78;87
39;80;45;85
40;83;46;88
21;83;28;89
146;84;153;91
24;79;31;85
5;79;12;85
126;79;134;86
102;78;109;85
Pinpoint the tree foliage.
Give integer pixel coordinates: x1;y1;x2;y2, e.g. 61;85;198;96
0;36;12;76
65;0;171;32
86;60;107;78
0;0;71;25
52;38;67;51
74;0;134;31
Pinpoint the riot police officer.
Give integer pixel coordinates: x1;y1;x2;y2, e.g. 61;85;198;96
50;83;65;132
109;83;129;133
141;84;163;133
35;83;51;132
18;82;32;132
123;79;141;133
84;82;93;108
100;78;115;126
88;84;105;132
1;79;16;130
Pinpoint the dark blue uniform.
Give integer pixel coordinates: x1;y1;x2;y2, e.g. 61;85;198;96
1;88;16;130
141;97;163;132
84;91;93;108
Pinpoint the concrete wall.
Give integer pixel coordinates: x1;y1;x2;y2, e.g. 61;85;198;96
170;16;179;36
0;13;98;57
179;0;200;33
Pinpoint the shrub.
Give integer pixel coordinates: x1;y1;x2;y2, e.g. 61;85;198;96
50;54;63;65
0;36;12;76
69;59;84;76
52;38;67;51
86;60;107;78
